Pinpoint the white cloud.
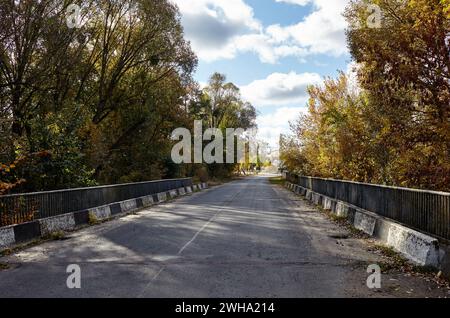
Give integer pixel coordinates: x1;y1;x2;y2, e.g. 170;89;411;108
240;72;322;107
172;0;262;62
240;71;321;147
257;107;308;147
345;61;361;94
271;0;350;56
275;0;311;6
172;0;350;63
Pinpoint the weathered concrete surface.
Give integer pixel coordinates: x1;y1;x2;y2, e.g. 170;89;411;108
0;177;448;298
376;220;440;266
168;190;178;199
120;199;138;213
178;188;186;196
157;192;167;202
286;183;447;269
305;190;313;201
89;205;111;220
141;195;154;207
335;201;350;218
0;227;15;249
354;211;377;236
39;214;76;237
322;197;334;211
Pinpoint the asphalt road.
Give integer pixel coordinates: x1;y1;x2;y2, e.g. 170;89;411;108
0;176;447;297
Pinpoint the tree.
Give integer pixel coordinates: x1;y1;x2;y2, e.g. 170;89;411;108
0;0;198;191
345;0;450;189
281;0;450;191
188;73;258;179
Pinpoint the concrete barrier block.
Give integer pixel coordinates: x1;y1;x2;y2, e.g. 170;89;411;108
202;183;208;189
196;184;203;191
312;193;322;206
335;201;349;217
157;192;167;202
178;188;186;196
186;186;193;194
120;199;137;213
169;190;178;199
192;185;198;191
381;221;440;266
39;213;76;237
353;210;377;235
141;195;154;207
89;205;111;220
300;188;307;196
0;226;15;249
322;197;333;211
305;190;313;201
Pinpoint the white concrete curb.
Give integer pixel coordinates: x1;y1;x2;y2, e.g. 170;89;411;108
285;182;445;267
141;195;155;207
168;189;178;199
89;205;112;220
157;192;167;202
39;214;76;237
0;182;205;251
120;199;138;213
0;226;15;249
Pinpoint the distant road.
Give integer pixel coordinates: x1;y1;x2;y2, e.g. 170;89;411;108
0;176;446;297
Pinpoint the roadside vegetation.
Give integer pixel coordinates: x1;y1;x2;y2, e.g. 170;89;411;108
269;176;284;186
280;0;449;192
0;1;257;195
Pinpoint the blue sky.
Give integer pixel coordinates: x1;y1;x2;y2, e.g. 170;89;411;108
173;0;352;147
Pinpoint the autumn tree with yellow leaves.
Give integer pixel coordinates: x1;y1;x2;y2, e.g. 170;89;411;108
281;0;450;191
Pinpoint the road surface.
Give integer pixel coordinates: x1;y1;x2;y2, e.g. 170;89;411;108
0;176;447;297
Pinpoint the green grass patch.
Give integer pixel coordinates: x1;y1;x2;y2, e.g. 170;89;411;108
373;244;409;272
49;230;66;241
0;248;12;257
88;212;100;225
269;176;284;185
0;263;9;270
411;265;439;274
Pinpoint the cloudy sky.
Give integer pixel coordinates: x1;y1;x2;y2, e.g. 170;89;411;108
172;0;351;147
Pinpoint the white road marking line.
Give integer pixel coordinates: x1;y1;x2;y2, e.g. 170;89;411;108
138;187;243;297
177;211;221;255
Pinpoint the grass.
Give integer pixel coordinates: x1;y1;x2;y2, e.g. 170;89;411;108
412;265;440;274
372;244;409;272
269;176;284;185
49;230;66;241
0;263;9;271
0;248;12;257
88;212;100;225
292;185;449;284
0;238;43;258
373;244;440;275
